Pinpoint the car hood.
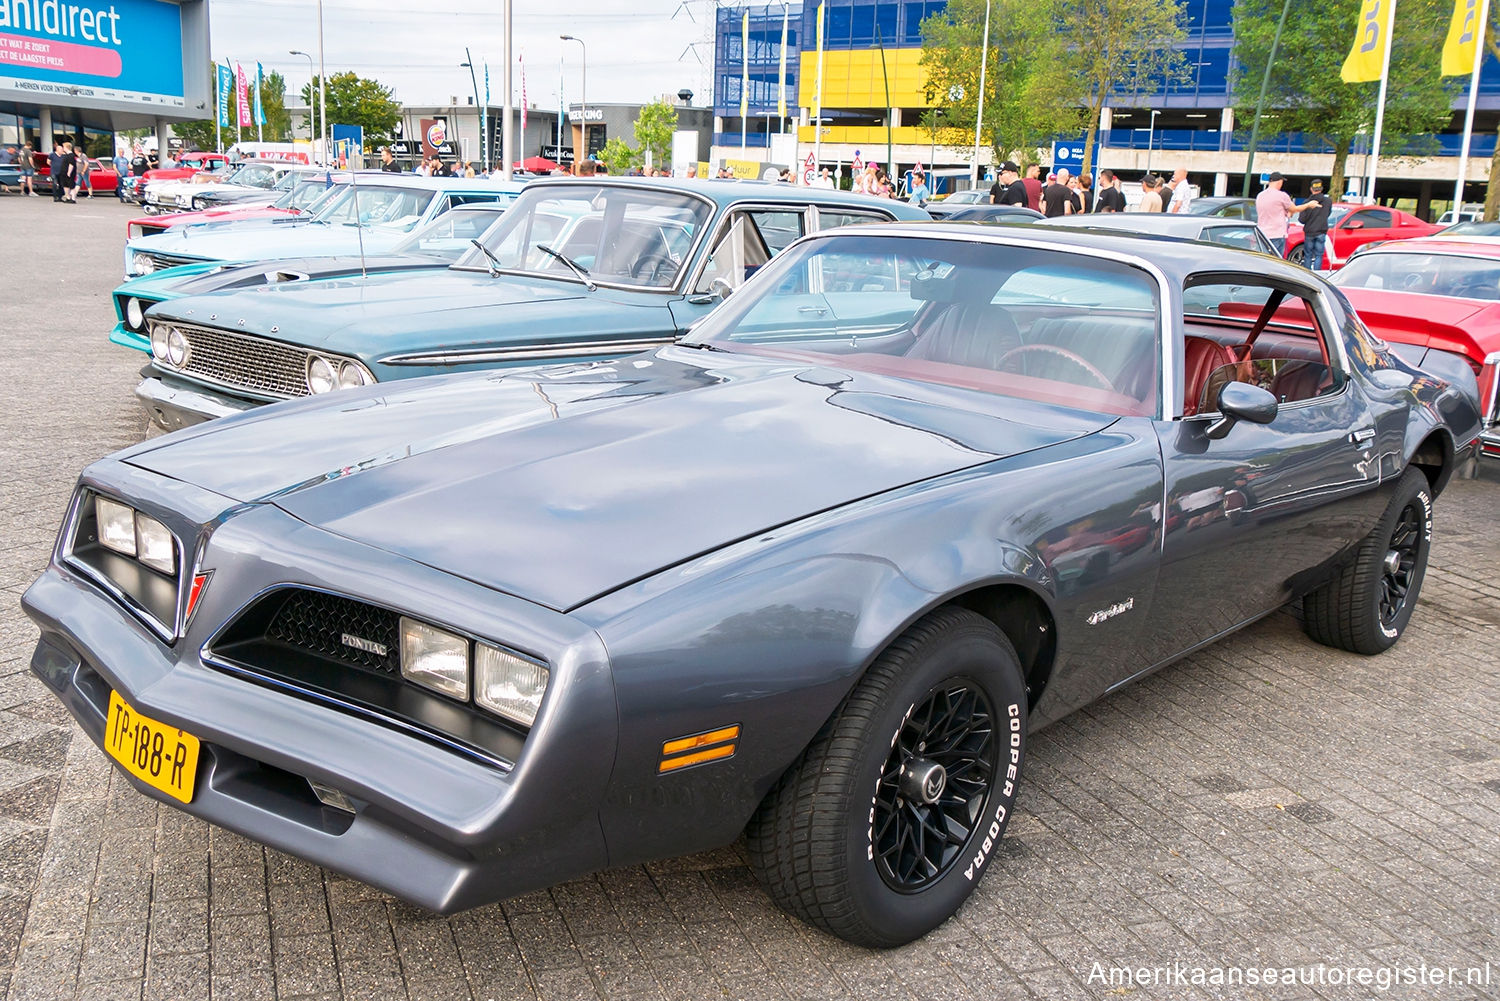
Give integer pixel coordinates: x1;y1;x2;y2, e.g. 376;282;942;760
148;269;621;348
123;347;1112;611
128;255;445;299
133;221;401;261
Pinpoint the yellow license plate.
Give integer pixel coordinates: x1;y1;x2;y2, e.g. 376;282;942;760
103;691;200;804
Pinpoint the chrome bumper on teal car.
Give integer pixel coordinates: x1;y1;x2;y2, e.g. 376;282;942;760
136;375;257;430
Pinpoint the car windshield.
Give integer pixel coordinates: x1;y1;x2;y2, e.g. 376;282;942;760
685;234;1161;417
313;184;436;231
393;208;507;260
1440;220;1500;237
1331;251;1500;299
453;184;711;289
274;177;344;212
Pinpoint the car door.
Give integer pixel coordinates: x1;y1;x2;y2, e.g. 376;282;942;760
1332;207;1395;262
671;205;810;330
1145;275;1384;663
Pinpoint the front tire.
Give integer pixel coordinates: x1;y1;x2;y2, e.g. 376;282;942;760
1303;467;1433;654
746;607;1028;947
1287;245;1306;265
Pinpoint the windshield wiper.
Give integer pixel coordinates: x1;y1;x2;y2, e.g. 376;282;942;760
535;243;597;291
469;238;503;277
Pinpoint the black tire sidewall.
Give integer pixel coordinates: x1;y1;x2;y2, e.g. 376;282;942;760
839;621;1027;946
1365;471;1433;647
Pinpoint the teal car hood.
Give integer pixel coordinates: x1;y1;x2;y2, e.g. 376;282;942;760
147;269;673;354
131;221;414;263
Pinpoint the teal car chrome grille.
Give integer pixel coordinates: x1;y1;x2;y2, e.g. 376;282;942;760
174;323;310;399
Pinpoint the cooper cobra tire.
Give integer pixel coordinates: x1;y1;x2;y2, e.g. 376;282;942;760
1303;467;1432;655
746;606;1027;947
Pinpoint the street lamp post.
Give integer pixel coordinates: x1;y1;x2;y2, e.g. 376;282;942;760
560;35;586;164
289;51;315;151
461;51;484;170
970;0;991;186
1144;109;1160;177
311;0;328;163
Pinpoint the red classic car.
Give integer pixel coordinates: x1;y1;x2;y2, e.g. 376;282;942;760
1285;203;1442;269
1329;237;1500;456
24;152;119;194
137;150;228;185
124;169;346;239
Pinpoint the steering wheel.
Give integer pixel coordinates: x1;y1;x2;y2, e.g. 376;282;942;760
630;254;679;284
995;344;1116;392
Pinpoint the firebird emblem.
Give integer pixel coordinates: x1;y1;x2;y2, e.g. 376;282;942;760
1086;598;1134;626
341;633;389;657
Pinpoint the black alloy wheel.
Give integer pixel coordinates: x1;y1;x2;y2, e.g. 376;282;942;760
872;680;995;891
1379;500;1424;628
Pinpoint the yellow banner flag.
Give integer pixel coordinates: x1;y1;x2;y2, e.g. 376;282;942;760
778;6;789;118
814;2;825;121
1442;0;1482;75
1341;0;1395;83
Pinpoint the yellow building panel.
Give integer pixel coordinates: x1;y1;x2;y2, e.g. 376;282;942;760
796;125;933;145
799;49;930;109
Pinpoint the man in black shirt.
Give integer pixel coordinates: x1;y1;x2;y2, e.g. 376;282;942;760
989;160;1027;206
379;147;403;172
1041;167;1075;217
1297;179;1333;270
1094;169;1126;212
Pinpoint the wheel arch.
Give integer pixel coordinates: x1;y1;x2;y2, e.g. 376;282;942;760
1407;429;1454;498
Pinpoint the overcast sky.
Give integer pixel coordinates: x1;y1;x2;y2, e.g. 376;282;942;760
211;0;719;112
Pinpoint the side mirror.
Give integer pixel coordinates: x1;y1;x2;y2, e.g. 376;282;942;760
1205;381;1279;439
709;276;735;301
1345;219;1364;230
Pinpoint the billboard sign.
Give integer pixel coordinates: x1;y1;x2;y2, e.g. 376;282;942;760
0;0;189;110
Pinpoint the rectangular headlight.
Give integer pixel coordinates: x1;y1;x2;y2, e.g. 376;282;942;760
134;514;177;575
96;497;137;557
399;617;469;700
475;643;549;727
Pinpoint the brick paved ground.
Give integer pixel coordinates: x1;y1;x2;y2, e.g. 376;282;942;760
0;194;1496;1001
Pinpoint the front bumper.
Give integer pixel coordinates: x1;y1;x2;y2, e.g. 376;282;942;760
22;490;618;913
136;375;258;430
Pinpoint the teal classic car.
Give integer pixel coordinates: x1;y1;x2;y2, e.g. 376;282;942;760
124;174;526;278
135;178;929;430
110;203;513;353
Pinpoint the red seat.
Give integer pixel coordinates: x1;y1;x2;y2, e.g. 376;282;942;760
1183;336;1238;416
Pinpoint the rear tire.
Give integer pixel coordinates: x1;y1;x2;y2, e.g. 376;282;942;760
1287;245;1305;265
1303;468;1432;654
746;607;1027;947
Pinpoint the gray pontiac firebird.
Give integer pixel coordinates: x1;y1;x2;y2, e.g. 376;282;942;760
24;225;1481;947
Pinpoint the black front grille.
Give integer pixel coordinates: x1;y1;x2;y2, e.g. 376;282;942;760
266;590;400;674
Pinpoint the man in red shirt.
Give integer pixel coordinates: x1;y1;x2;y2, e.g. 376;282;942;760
1021;164;1043;212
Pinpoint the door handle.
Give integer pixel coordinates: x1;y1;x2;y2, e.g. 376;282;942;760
798;305;828;315
1349;427;1376;444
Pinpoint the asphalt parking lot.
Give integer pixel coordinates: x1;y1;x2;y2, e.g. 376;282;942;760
0;193;1497;1001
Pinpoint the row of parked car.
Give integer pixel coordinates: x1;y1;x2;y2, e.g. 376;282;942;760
27;163;1487;953
112;169;1500;462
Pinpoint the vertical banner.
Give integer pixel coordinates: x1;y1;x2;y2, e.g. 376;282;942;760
235;63;252;128
778;5;788;120
1442;0;1482;75
254;62;267;125
217;63;233;128
740;11;750;123
1341;0;1395;82
520;55;527;138
814;2;825;124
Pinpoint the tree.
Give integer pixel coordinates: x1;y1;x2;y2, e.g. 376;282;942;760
1232;0;1456;198
597;136;640;174
1053;0;1191;174
300;72;402;149
919;0;1078;168
632;99;679;170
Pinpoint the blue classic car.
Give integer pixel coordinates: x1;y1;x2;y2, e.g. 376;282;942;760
134;178;930;430
124;174;526;278
110;203;512;353
23;226;1480;949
